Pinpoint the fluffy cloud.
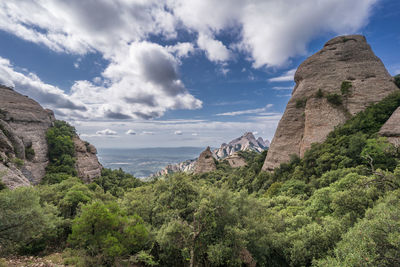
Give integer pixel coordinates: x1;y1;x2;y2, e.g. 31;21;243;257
126;129;137;135
0;57;86;112
96;129;118;136
0;0;378;121
269;69;296;82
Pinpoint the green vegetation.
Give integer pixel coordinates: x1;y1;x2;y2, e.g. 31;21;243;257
395;74;400;88
340;81;352;95
296;97;307;108
316;88;324;98
25;144;35;160
44;120;77;182
11;157;24;168
326;93;343;106
2;92;400;266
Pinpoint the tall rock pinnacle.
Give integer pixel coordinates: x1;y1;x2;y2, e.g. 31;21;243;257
263;35;399;171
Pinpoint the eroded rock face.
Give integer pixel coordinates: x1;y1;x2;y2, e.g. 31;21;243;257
263;35;399;171
225;153;247;168
0;85;55;187
73;137;102;183
379;107;400;147
193;147;216;174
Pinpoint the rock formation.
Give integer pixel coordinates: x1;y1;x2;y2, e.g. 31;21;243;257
0;85;55;188
213;132;268;159
152;132;268;177
73;137;102;183
225;153;247;168
263;35;399;171
193;147;216;174
0;85;102;188
379;107;400;147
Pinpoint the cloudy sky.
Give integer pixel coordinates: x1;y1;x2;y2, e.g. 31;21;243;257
0;0;399;148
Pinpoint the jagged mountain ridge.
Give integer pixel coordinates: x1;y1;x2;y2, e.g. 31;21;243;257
0;85;102;188
152;132;269;176
263;35;399;171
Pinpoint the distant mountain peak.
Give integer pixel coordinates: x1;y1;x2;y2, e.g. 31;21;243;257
213;132;269;159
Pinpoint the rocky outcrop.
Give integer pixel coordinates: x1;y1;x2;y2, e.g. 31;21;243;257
0;85;55;187
0;85;102;188
74;137;102;183
379;107;400;147
225;153;247;168
213;132;268;159
263;35;399;171
152;159;196;177
193;147;216;174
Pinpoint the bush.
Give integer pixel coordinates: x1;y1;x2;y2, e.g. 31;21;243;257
25;144;35;160
340;81;352;95
11;157;24;168
68;201;150;265
0;187;60;255
45;120;77;179
326;93;342;106
316;88;324;98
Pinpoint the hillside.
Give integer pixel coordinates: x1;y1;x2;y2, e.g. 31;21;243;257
0;85;102;188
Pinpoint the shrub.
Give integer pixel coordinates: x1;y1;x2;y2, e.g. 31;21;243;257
45;120;77;179
326;93;342;106
11;157;24;168
25;144;35;160
340;81;352;95
68;201;150;265
296;97;307;108
316;88;324;98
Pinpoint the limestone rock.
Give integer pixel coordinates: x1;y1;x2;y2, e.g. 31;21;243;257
193;147;216;174
263;35;399;171
225;153;247;168
73;137;102;183
379;107;400;147
0;85;55;186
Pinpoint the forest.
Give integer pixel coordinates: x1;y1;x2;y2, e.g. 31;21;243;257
1;90;400;266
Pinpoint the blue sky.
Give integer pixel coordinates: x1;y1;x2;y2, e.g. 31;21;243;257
0;0;399;148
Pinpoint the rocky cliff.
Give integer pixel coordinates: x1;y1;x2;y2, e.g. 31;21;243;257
213;132;269;159
0;85;102;188
193;147;217;174
263;35;399;171
379;107;400;147
73;137;102;183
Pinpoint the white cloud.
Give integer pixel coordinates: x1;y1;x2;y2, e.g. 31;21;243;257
96;129;118;136
0;57;86;112
167;42;195;58
273;86;293;90
197;33;230;62
126;129;137;135
216;104;273;116
174;130;183;135
141;131;154;135
269;69;296;82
